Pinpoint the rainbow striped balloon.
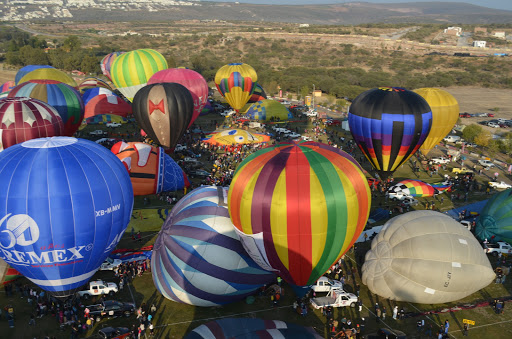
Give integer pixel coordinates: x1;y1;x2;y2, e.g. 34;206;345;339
228;141;371;286
215;63;257;111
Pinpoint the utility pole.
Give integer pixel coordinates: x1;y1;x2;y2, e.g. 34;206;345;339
312;84;315;110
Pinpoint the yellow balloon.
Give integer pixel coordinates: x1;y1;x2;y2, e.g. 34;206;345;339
215;63;257;111
19;68;77;88
414;88;459;156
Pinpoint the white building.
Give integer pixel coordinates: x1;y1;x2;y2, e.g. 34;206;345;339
473;40;486;48
444;26;462;36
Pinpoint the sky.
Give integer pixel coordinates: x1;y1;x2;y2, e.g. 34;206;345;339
201;1;512;11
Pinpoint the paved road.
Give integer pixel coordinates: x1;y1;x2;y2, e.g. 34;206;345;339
13;24;61;38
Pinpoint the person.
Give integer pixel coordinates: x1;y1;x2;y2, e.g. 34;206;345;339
358;300;363;312
444;320;450;334
382;306;386;320
149;323;154;337
393;306;398;319
463;322;469;336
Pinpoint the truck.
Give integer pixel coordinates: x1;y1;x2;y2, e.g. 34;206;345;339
76;280;118;299
100;257;122;271
484;241;512;256
452;167;473;174
89;130;107;136
87;300;136;321
310;289;358;309
311;276;343;293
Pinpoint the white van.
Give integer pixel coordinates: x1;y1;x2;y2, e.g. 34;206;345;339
443;135;461;143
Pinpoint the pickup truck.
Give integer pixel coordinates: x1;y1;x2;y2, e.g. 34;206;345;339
484;241;512;256
106;122;121;128
478;159;495;168
100;257;122;271
76;280;118;299
452;167;473;174
310;289;358;309
87;300;136;321
311;276;343;293
488;181;512;190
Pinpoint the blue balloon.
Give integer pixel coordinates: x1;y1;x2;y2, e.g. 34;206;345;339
82;87;120;106
0;137;134;296
15;65;55;85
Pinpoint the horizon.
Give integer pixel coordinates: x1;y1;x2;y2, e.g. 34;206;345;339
199;0;512;11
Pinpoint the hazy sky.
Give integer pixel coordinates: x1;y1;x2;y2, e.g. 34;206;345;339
203;1;512;11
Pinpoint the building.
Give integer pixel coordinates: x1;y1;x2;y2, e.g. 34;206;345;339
492;31;506;39
473;40;486;48
444;26;462;36
299;24;310;28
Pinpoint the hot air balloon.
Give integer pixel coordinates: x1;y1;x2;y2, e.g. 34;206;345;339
185;318;323;339
152;186;274;307
18;68;77;88
0;97;64;151
78;77;112;94
15;65;54;85
111;141;189;196
387;179;437;198
362;211;495;304
202;129;270;146
228;141;371;287
8;79;84;136
85;114;127;125
132;83;194;150
414;88;459;156
148;68;208;127
0;80;15;93
82;87;118;106
348;87;432;179
110;49;168;102
475;189;512;243
100;51;125;81
248;82;267;103
84;93;132;120
0;137;133;296
245;99;293;121
215;63;257;112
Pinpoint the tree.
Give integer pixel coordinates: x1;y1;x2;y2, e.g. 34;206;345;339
474;129;492;147
62;36;81;52
18;45;49;65
462;124;482;142
300;85;309;100
81;55;100;75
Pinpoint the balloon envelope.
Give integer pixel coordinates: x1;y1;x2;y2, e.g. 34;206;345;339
100;52;125;81
8;79;84;136
475;189;512;243
202;129;270;146
110;49;168;102
185;318;322;339
248;82;267;103
245;99;292;121
84;94;132;119
362;211;495;304
152;186;274;307
348;87;432;179
132;83;194;149
414;88;459;156
78;77;112;94
228;141;371;286
148;68;208;127
15;65;54;85
111;141;189;196
0;137;133;296
0;97;64;151
215;63;257;111
82;87;118;106
388;179;437;197
0;80;15;93
19;68;77;88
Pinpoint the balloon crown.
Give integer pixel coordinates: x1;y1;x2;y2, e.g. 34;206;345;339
379;87;406;92
228;63;243;65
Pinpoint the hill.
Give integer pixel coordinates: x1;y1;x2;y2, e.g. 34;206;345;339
65;1;512;24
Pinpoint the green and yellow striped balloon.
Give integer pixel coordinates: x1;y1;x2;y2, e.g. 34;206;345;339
228;141;371;287
110;49;168;102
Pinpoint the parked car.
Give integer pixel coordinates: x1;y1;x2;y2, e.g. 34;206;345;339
87;300;136;321
443;135;461;143
325;119;341;126
487;122;499;128
106;122;121;128
431;157;450;164
310;289;358;309
77;280;118;299
463;142;477;148
98;327;131;339
189;169;210;178
459;112;471;118
401;197;419;206
301;136;312;141
452;167;473;174
100;257;122;271
488;181;512;189
285;132;301;139
478;159;495;168
90;130;107;136
312;276;344;293
484;241;512;256
175;144;187;152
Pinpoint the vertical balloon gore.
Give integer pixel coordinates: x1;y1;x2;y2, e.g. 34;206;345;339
132;83;194;150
